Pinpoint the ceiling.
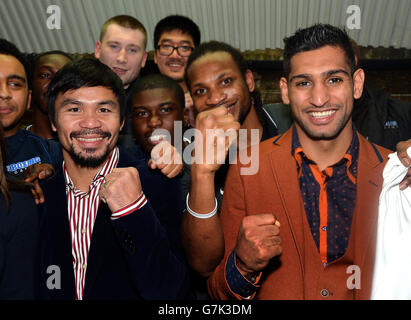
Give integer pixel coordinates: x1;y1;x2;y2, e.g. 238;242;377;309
0;0;410;54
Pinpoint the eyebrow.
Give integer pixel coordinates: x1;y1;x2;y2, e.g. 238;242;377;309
132;101;176;109
289;69;350;82
8;74;26;83
60;99;117;107
191;72;229;88
159;39;192;45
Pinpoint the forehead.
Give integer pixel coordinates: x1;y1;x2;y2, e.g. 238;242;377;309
36;54;71;69
0;54;26;79
289;45;351;77
188;51;241;82
56;86;119;105
103;23;146;48
158;29;194;44
132;88;181;107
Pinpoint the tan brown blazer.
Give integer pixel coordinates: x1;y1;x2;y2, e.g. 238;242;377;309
208;128;391;300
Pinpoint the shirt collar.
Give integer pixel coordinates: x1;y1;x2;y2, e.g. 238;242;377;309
63;147;120;195
291;124;359;172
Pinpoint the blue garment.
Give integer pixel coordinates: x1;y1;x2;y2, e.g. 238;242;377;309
5;129;62;178
35;147;191;300
0;190;38;299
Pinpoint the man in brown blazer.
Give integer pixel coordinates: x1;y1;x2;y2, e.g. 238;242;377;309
208;24;391;300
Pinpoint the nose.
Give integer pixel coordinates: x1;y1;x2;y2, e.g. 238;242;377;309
116;48;127;64
206;88;227;107
310;82;330;107
148;114;162;128
79;109;102;129
0;81;11;99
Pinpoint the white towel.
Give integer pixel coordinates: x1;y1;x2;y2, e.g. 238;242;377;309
371;147;411;300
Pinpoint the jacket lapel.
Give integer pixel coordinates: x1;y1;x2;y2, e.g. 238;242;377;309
268;129;306;274
41;169;76;299
353;135;387;299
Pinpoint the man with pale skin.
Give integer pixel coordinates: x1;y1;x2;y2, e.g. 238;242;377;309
95;15;182;178
35;57;190;299
181;41;279;278
154;15;201;128
208;24;391;300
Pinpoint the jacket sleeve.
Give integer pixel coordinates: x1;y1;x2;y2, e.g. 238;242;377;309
207;163;257;300
110;169;191;300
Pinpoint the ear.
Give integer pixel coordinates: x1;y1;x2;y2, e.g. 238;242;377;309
94;41;102;59
244;69;255;93
141;51;148;69
119;118;125;132
26;90;32;111
352;68;365;99
153;50;158;65
279;77;290;104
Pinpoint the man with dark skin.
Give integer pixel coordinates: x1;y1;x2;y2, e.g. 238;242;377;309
29;51;72;139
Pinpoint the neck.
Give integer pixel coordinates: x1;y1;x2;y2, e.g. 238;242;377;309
4;126;19;138
296;122;354;171
30;106;55;139
240;103;263;146
63;150;109;192
178;81;188;93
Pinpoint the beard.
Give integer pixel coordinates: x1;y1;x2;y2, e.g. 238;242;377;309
67;129;113;168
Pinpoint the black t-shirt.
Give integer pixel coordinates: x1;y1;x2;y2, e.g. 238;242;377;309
5;129;62;178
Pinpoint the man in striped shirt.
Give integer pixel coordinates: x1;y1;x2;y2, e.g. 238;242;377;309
35;57;190;300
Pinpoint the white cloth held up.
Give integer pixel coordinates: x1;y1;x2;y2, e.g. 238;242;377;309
371;147;411;300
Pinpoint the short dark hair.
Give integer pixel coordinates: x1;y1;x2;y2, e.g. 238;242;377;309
0;39;30;86
154;15;201;48
100;15;147;48
282;23;356;78
129;73;185;113
34;50;73;66
47;57;125;125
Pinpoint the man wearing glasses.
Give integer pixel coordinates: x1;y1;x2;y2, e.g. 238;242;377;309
154;15;201;128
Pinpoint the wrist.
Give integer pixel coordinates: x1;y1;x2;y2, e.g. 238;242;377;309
234;252;260;283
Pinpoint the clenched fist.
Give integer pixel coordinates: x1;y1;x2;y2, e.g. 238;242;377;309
396;139;411;190
99;167;143;212
235;214;282;280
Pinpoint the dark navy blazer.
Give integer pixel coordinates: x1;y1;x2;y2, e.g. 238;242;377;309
35;147;191;300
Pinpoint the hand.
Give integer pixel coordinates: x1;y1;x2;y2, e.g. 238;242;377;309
23;163;55;204
192;106;240;175
149;140;184;178
396;139;411;190
99;167;143;212
235;214;282;280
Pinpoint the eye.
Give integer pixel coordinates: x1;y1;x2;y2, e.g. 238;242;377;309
194;88;207;96
109;44;119;50
99;107;112;113
134;109;148;117
128;47;138;54
295;81;311;87
68;107;80;112
39;72;51;79
160;106;172;113
8;81;23;88
221;78;232;86
179;46;191;52
328;77;343;85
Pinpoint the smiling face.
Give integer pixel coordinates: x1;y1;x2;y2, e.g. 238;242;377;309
32;54;72;113
51;86;123;168
187;51;255;123
0;54;31;137
280;45;364;143
131;88;183;154
95;24;148;88
154;29;194;83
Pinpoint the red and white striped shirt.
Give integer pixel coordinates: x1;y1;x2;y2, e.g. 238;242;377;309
63;147;147;299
